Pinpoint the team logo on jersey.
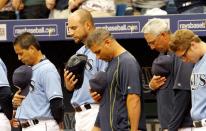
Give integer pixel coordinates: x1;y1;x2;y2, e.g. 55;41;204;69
191;73;206;90
86;59;93;71
0;24;7;41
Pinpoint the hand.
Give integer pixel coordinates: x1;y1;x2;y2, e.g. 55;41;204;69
92;126;101;131
149;75;166;90
10;118;20;128
68;0;79;12
12;89;25;108
68;0;84;12
58;122;64;131
46;0;56;10
12;0;24;10
64;69;78;91
90;90;102;103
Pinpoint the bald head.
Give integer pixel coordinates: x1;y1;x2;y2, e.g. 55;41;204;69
68;9;95;43
69;9;94;26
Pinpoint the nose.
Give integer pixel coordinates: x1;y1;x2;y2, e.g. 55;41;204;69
68;30;74;36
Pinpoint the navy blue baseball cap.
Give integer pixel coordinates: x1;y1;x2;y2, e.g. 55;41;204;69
152;55;172;77
65;54;88;89
89;71;107;95
12;65;32;96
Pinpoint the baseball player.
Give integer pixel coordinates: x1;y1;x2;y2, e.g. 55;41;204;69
85;28;146;131
142;18;193;131
169;29;206;130
12;32;64;131
64;9;107;131
0;58;13;131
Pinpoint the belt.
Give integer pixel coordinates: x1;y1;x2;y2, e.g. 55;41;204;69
74;104;91;112
193;119;206;127
20;119;39;128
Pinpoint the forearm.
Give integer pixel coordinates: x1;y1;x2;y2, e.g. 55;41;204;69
68;0;86;12
0;86;13;120
50;98;64;124
127;94;140;131
92;126;101;131
46;0;56;10
0;0;8;10
70;0;85;5
12;0;23;10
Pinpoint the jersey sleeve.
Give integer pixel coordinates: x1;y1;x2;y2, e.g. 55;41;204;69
0;63;9;87
42;70;63;100
119;57;142;96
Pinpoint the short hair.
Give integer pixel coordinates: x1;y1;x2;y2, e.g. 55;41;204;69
85;28;112;48
13;32;40;50
72;9;94;26
169;29;201;52
142;18;170;36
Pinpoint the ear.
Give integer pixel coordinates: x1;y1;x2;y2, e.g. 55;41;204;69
104;39;111;47
29;45;36;52
161;32;166;36
190;41;197;49
85;21;91;30
191;41;195;45
161;32;169;38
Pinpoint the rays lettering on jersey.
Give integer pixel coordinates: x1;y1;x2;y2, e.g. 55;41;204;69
191;73;206;90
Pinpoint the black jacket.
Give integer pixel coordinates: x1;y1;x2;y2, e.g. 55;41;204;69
0;86;13;120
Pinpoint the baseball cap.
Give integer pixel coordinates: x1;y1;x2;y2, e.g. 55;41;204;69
89;71;107;95
12;65;32;96
65;54;88;89
152;55;172;77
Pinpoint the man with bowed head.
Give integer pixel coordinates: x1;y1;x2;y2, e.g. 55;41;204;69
169;29;206;130
142;18;193;131
64;9;107;131
12;32;64;131
85;28;146;131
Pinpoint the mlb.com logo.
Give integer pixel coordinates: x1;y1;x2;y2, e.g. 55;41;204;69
0;24;7;41
13;24;58;37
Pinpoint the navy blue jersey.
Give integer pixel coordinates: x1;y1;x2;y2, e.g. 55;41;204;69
173;56;194;91
95;51;146;131
152;53;193;130
151;53;174;129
